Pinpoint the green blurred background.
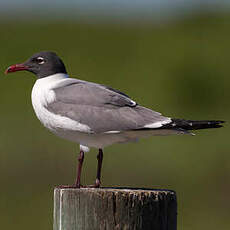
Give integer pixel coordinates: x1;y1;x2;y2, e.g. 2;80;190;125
0;2;230;230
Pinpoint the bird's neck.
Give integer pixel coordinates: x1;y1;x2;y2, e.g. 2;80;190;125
34;73;69;90
37;72;69;82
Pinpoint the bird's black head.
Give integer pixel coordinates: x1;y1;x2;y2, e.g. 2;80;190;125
5;51;67;78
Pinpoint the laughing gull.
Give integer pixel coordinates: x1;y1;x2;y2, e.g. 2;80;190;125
5;51;224;188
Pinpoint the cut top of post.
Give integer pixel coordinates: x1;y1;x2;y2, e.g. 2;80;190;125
54;187;177;230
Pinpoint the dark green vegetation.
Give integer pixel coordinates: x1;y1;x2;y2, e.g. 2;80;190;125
0;13;229;230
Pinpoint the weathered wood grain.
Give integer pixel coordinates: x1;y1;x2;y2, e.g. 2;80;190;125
53;188;177;230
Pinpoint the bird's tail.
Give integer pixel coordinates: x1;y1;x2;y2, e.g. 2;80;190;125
169;119;225;131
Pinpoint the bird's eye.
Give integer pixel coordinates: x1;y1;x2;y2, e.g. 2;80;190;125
36;57;45;64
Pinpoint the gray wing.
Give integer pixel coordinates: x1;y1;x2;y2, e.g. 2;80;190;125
47;80;171;133
52;80;137;107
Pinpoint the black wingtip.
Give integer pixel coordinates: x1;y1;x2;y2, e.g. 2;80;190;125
167;119;226;131
209;120;225;128
218;120;225;124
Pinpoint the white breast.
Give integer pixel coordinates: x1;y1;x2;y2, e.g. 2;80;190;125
31;74;91;134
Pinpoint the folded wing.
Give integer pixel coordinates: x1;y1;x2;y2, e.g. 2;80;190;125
46;80;171;133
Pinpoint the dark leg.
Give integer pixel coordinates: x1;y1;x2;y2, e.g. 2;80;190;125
57;150;85;189
74;150;84;188
95;148;103;188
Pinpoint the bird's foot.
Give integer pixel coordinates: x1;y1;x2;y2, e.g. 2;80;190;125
94;179;101;188
84;179;101;188
56;184;84;189
56;179;101;189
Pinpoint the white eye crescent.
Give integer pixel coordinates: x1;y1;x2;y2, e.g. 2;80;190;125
37;57;45;64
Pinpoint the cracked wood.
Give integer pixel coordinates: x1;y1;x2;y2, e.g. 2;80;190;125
53;187;177;230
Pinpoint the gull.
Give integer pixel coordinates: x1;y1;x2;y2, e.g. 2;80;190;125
5;51;224;188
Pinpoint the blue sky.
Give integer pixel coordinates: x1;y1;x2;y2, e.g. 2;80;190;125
0;0;229;21
1;0;229;8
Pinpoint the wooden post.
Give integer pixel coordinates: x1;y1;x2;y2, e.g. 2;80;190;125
53;188;177;230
